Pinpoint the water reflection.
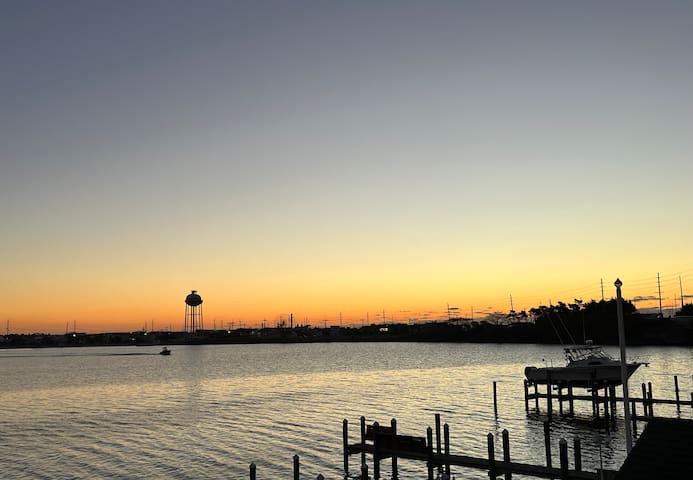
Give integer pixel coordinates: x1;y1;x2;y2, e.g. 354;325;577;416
1;343;693;479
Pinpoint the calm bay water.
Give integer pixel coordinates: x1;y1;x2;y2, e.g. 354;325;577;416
1;342;692;479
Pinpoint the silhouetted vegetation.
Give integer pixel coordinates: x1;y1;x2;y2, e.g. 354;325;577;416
3;299;693;348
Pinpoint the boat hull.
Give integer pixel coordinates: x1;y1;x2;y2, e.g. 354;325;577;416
524;363;641;388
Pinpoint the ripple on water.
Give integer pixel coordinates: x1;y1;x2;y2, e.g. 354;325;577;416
2;343;692;478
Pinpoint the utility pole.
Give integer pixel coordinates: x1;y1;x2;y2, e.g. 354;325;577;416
615;278;633;453
600;278;605;301
680;275;685;309
657;272;663;316
509;294;514;312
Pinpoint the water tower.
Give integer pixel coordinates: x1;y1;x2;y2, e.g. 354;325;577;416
184;290;203;333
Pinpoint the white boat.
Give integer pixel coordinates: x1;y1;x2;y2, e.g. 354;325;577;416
524;343;644;388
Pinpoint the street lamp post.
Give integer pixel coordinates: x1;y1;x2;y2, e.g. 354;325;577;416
615;278;633;453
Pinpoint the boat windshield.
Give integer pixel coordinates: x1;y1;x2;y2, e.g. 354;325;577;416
564;345;613;363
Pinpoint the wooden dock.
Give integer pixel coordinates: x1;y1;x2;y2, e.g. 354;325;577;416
343;415;617;480
246;375;692;479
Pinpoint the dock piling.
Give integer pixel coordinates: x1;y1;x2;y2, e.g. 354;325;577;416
444;423;451;479
543;421;552;469
641;383;647;417
524;380;530;412
494;381;499;417
559;439;569;480
602;387;610;433
502;429;512;480
609;385;617;430
435;414;442;475
249;463;256;480
558;385;563;416
427;427;434;480
573;437;581;472
675;375;680;409
391;418;398;480
293;454;299;480
487;433;497;479
372;421;380;480
360;416;367;467
343;419;349;476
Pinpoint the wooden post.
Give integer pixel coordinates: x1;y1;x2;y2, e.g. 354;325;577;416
360;416;366;467
343;419;349;477
435;413;442;454
372;421;380;480
609;385;617;430
568;383;574;416
391;418;398;480
487;433;497;479
435;413;442;475
641;383;647;417
361;463;368;480
534;383;540;412
547;381;553;420
690;391;693;411
427;427;434;480
494;381;499;417
675;375;681;409
444;423;451;479
249;463;256;480
293;454;300;480
590;372;597;416
559;439;569;480
524;380;530;412
573;437;582;472
544;421;552;469
603;386;610;433
631;399;638;436
647;382;654;416
502;429;512;480
558;385;563;416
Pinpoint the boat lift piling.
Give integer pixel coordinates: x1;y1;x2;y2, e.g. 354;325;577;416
522;376;693;429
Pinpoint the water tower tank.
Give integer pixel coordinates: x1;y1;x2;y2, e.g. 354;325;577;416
185;290;203;307
184;290;203;333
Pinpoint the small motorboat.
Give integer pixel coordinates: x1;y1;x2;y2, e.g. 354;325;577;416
159;347;171;356
524;343;644;388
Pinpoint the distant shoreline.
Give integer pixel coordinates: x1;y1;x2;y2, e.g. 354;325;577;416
3;313;693;349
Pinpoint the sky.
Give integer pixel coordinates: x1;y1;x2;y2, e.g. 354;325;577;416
2;1;692;334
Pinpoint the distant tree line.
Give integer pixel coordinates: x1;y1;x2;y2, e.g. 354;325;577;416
3;300;693;348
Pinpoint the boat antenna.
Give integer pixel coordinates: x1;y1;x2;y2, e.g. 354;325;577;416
546;310;565;345
554;310;577;345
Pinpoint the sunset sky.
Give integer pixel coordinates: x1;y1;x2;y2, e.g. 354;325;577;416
2;1;692;334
